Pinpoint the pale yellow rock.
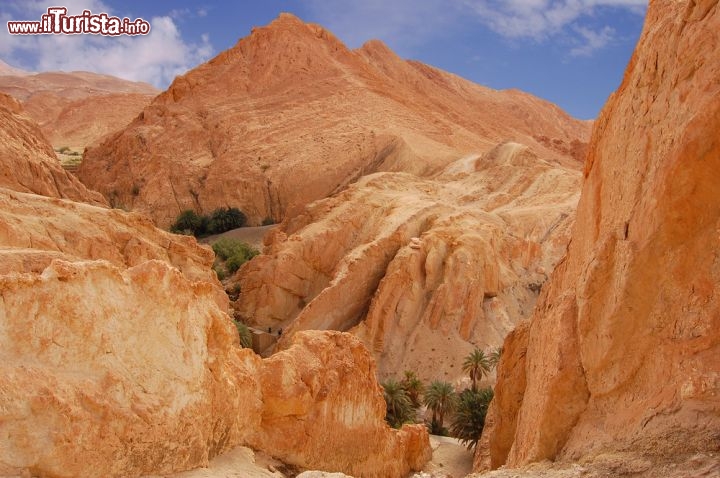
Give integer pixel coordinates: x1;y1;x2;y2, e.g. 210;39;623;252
0;260;430;478
237;142;580;382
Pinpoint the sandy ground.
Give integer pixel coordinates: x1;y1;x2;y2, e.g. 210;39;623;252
146;434;474;478
145;446;295;478
412;435;474;478
201;225;277;249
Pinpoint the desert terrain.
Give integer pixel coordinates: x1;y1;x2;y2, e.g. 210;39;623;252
0;1;718;477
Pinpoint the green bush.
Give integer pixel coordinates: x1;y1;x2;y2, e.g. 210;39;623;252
234;320;253;348
170;207;247;237
212;238;259;274
171;210;205;235
261;217;275;226
207;207;247;234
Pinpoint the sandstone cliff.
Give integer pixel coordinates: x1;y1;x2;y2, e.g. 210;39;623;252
236;141;580;382
78;13;590;228
0;97;430;477
478;0;720;471
0;92;106;205
0;259;429;477
0;70;157;148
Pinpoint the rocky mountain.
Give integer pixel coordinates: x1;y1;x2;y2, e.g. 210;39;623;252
0;77;429;478
236;141;580;383
0;69;157;148
78;13;590;228
476;0;720;473
0;59;29;76
0;92;106;204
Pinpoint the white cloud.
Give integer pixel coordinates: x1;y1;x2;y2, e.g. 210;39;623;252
1;1;213;87
304;0;647;57
303;0;453;51
570;25;615;56
462;0;646;40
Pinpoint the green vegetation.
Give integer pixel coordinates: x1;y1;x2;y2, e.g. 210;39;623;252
489;346;503;369
424;380;458;436
462;348;492;391
450;387;494;450
261;217;276;226
401;370;424;408
234;320;253;348
380;350;501;444
212;237;259;276
382;379;415;428
170;207;247;237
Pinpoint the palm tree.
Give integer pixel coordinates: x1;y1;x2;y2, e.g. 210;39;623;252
463;348;492;391
382;379;413;428
450;387;494;450
489;346;504;370
401;370;424;408
424;380;457;435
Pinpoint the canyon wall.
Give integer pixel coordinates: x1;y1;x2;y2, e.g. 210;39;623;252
0;100;430;477
0;93;106;205
478;0;720;470
236;142;580;382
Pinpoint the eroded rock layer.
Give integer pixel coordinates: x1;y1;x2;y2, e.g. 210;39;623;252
0;93;430;477
0;71;157;148
0;93;106;205
236;142;580;382
78;13;589;228
0;260;429;477
478;0;720;470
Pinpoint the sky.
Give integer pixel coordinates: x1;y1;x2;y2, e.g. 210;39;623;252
0;1;648;120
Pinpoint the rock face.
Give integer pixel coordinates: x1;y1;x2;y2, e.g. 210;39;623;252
0;261;429;478
236;142;580;382
0;93;106;205
0;259;250;477
478;0;720;470
0;70;157;148
78;13;590;228
0;187;219;288
248;331;432;477
0;93;430;477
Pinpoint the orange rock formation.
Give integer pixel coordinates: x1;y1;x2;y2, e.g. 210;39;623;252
477;0;720;471
0;85;430;477
78;13;590;228
0;92;106;205
0;70;157;148
237;141;581;382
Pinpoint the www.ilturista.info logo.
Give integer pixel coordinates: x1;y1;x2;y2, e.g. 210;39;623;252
7;7;150;36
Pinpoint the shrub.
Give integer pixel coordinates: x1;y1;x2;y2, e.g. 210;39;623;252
212;238;259;274
171;210;204;235
207;207;247;234
261;217;275;226
234;320;253;348
170;207;247;237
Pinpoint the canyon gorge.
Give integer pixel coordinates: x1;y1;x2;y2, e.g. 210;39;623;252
0;0;718;477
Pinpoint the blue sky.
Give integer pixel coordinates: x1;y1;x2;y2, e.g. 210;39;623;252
1;1;647;119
